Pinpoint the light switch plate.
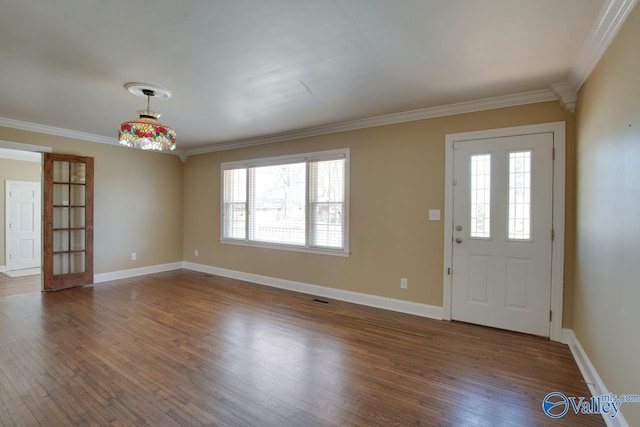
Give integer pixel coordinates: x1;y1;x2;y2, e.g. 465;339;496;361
429;209;441;221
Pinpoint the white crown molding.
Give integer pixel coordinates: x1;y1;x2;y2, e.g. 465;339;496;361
0;116;118;145
551;0;636;113
186;89;557;156
568;0;638;92
551;82;578;113
0;89;557;159
0;116;187;158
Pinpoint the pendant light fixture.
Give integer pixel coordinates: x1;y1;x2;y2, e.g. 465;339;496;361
118;83;177;151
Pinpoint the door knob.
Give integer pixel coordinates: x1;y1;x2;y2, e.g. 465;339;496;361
455;237;463;244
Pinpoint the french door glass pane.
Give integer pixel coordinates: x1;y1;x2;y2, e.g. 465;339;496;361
53;184;69;206
53;161;69;182
53;231;69;251
71;253;85;273
70;185;85;206
71;208;85;228
53;253;69;274
70;163;86;184
71;230;85;251
53;207;68;228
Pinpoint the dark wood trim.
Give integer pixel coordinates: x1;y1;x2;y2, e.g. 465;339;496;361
43;153;94;291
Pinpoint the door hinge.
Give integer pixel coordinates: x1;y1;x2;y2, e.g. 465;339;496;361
550;310;553;322
552;147;556;160
551;228;555;241
447;267;451;275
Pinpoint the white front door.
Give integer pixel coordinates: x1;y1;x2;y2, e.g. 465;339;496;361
451;133;553;336
6;181;42;271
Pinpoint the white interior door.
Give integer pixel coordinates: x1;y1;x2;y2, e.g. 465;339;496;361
451;133;553;336
6;181;42;271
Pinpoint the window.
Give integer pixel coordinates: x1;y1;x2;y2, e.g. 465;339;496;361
221;149;349;256
508;150;532;240
470;153;491;238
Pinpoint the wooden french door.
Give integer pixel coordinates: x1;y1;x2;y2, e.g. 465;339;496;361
43;153;94;291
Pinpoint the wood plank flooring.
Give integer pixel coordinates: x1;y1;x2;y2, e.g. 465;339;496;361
0;273;41;297
0;269;603;426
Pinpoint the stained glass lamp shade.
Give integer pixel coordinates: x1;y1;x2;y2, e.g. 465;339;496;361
118;84;176;151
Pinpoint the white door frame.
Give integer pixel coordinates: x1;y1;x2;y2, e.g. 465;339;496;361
443;122;565;342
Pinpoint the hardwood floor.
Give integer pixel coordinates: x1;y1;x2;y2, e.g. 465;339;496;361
0;273;41;297
0;269;603;426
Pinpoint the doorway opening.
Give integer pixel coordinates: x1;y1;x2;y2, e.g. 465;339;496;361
0;146;44;296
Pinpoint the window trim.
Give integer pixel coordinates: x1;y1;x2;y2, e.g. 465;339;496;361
220;148;350;257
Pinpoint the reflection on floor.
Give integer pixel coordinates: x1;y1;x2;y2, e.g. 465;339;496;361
0;269;604;426
0;272;41;296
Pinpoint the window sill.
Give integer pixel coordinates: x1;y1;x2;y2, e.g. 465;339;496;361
220;239;350;257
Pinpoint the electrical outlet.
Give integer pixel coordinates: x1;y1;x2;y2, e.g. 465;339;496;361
401;278;408;289
195;249;199;257
131;252;137;261
429;209;441;221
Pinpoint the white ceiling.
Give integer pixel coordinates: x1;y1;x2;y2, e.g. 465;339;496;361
0;0;624;154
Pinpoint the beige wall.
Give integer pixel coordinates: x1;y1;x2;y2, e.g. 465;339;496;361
0;158;41;268
574;4;640;425
183;101;575;314
0;101;578;327
0;127;184;274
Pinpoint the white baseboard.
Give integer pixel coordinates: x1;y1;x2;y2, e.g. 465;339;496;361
94;262;183;284
183;261;444;320
562;328;629;427
0;265;5;273
91;261;443;321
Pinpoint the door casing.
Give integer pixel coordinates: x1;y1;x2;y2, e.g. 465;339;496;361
443;122;565;342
